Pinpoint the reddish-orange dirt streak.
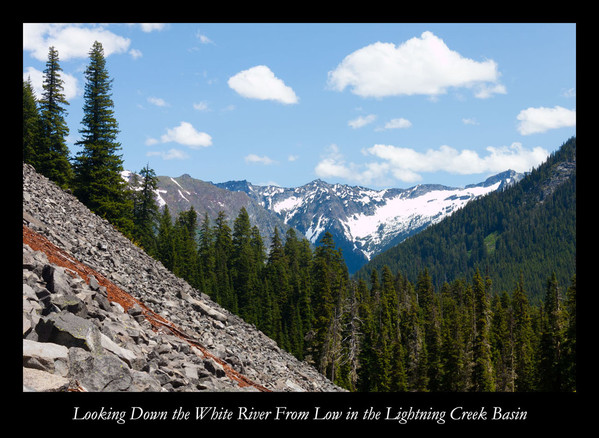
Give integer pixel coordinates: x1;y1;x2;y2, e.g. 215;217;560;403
23;224;270;392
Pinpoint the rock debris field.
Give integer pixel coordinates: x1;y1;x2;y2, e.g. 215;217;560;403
22;163;343;393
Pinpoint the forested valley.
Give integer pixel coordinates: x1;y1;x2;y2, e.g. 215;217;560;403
23;41;576;393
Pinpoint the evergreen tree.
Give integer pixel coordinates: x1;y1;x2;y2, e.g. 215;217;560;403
232;208;253;295
246;225;267;328
156;205;175;271
213;211;235;310
250;225;267;267
471;269;495;391
416;269;442;391
370;265;399;391
309;232;349;383
490;291;515;391
538;272;565;391
72;41;132;236
23;77;41;167
37;47;72;188
403;279;429;391
131;164;159;256
342;280;363;391
356;278;376;391
389;337;408;391
511;276;536;391
197;212;216;295
172;207;199;287
264;227;290;348
231;208;262;324
439;280;468;391
283;228;310;359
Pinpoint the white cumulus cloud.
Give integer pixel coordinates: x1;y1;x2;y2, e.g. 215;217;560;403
245;154;276;165
381;118;412;130
23;23;131;61
327;31;504;99
315;143;548;185
228;65;298;104
516;106;576;135
159;122;212;149
348;114;376;129
365;143;548;177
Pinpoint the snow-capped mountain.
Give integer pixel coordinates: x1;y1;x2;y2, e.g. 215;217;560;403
217;170;523;273
124;169;522;273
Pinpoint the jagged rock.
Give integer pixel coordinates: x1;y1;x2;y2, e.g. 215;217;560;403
35;311;103;354
99;332;138;368
22;162;344;393
67;348;134;392
51;294;88;317
41;265;71;295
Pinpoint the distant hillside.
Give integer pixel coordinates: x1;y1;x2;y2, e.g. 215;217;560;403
356;137;576;302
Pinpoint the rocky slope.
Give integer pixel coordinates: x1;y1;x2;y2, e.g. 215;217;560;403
22;163;343;393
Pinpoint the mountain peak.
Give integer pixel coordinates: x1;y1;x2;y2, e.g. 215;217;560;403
307;178;329;187
214;179;254;193
466;169;524;189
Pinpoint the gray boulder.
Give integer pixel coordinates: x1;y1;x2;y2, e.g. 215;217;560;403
35;311;103;354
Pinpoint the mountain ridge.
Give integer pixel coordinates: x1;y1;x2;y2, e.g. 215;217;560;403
137;170;522;273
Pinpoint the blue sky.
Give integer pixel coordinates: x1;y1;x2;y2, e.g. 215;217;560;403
23;23;576;189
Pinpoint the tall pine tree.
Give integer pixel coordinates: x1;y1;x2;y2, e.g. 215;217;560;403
73;41;133;236
37;47;73;188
